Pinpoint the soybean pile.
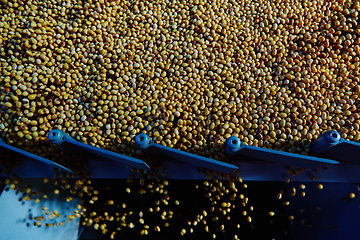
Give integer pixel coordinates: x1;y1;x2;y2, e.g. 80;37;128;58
1;0;360;238
1;0;360;162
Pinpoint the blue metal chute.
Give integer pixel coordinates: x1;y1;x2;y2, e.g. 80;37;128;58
311;130;360;164
0;137;73;177
3;129;359;180
225;136;339;168
48;130;152;172
135;133;239;174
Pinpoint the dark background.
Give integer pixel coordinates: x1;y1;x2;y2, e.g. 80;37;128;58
1;179;360;240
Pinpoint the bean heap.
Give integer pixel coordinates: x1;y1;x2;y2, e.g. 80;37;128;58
1;0;360;235
1;0;360;162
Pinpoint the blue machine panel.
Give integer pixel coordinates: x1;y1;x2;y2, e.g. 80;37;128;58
135;133;239;174
0;137;73;177
225;136;339;168
2;130;360;182
48;130;151;171
311;130;360;164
